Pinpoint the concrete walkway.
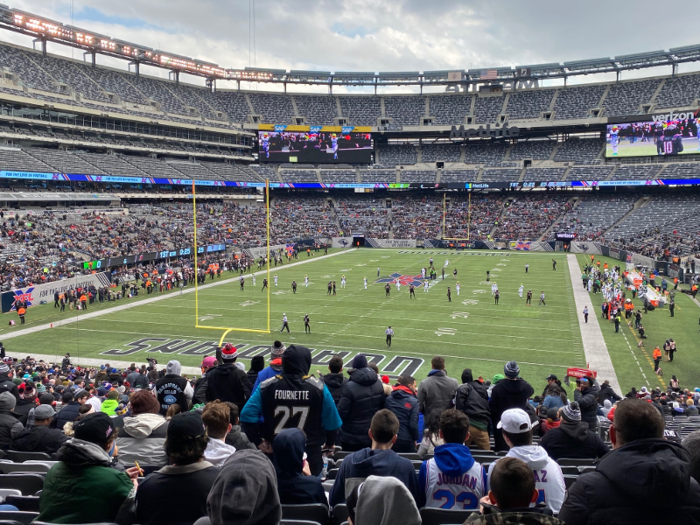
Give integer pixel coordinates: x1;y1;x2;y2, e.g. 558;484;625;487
0;248;358;343
566;254;621;393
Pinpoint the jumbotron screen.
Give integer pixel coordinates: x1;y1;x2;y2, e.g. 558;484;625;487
258;131;373;164
606;111;700;158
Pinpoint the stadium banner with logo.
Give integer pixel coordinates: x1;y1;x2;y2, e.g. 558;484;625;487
569;242;603;254
244;245;287;259
1;271;111;313
364;239;417;248
508;241;553;252
331;237;354;248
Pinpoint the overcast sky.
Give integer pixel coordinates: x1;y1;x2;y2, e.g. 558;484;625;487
4;0;700;92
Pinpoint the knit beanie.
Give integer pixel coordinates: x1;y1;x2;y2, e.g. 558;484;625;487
166;360;182;375
351;354;368;370
130;390;160;415
504;361;520;379
562;402;582;423
220;344;238;362
271;341;286;359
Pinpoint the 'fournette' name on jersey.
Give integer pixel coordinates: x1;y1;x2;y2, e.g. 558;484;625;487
274;390;310;400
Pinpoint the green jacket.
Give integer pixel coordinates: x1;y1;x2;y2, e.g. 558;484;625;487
101;399;119;416
38;439;134;524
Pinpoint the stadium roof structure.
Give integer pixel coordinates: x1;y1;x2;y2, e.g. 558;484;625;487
2;5;700;89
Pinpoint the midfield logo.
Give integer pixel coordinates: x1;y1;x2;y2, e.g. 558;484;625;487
375;272;425;288
11;288;34;310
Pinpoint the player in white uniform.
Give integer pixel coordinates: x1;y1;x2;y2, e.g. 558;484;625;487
363;277;368;290
304;275;309;287
487;409;566;513
444;259;450;268
395;278;401;292
418;410;486;509
274;274;278;286
519;284;524;298
252;274;256;286
491;283;498;296
423;280;430;293
421;267;426;279
341;275;346;288
456;282;460;295
610;126;620;156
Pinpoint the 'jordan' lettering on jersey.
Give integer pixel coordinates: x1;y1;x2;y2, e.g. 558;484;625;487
422;458;486;509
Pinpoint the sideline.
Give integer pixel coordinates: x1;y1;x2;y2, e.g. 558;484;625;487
0;248;358;342
566;254;621;393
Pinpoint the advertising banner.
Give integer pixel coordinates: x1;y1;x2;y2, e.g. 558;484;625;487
2;272;111;313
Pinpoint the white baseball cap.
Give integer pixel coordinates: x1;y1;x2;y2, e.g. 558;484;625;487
497;409;534;434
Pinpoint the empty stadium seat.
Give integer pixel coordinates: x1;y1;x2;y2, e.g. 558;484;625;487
281;503;329;525
0;490;21;504
0;464;50;475
332;503;349;524
5;452;51;464
3;497;39;513
0;475;43;496
0;512;38;525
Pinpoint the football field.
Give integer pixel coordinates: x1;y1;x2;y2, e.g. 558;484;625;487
0;248;595;394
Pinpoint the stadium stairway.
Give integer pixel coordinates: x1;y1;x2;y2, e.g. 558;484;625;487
602;196;652;236
489;199;511;238
538;196;581;241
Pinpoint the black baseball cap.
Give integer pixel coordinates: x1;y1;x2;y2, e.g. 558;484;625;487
167;411;206;440
545;374;558;381
73;412;116;447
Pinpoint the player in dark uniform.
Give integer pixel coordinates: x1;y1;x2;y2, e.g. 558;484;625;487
327;281;333;295
385;283;391;297
453;268;458;279
494;290;500;305
304;314;310;333
332;281;337;296
447;286;452;302
552;259;557;271
262;278;268;291
240;345;342;475
526;290;532;306
409;284;416;299
486;270;490;282
240;276;244;291
292;280;297;294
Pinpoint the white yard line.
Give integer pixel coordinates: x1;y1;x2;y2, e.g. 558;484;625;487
566;254;621;393
0;248;358;342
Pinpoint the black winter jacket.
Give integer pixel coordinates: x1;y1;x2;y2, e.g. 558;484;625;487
0;410;23;448
454;378;491;428
489;378;534;424
55;401;81;431
574;383;600;429
199;364;252;408
11;425;68;455
338;367;385;449
598;383;621;405
539;420;609;461
559;439;700;525
384;387;419;444
321;372;347;406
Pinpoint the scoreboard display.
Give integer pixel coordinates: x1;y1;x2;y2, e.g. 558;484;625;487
258;131;373;164
83;244;226;271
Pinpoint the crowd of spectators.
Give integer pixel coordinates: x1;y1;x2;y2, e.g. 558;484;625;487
0;348;694;524
492;196;571;241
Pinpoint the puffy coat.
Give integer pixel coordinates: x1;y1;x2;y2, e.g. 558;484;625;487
55;401;81;431
539;420;609;461
454;371;491;428
0;410;23;448
384;386;419;444
117;413;169;467
489;378;535;423
598;383;621;405
559;438;700;525
198;364;252;408
417;370;458;416
11;425;68;456
338;367;385;449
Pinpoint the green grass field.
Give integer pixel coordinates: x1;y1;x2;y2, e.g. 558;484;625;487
574;254;700;393
11;248;697;395
1;249;590;395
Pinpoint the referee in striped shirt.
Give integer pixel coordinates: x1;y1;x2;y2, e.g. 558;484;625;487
386;326;394;348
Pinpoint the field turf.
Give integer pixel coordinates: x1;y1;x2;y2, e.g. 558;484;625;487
3;249;592;394
574;254;700;393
